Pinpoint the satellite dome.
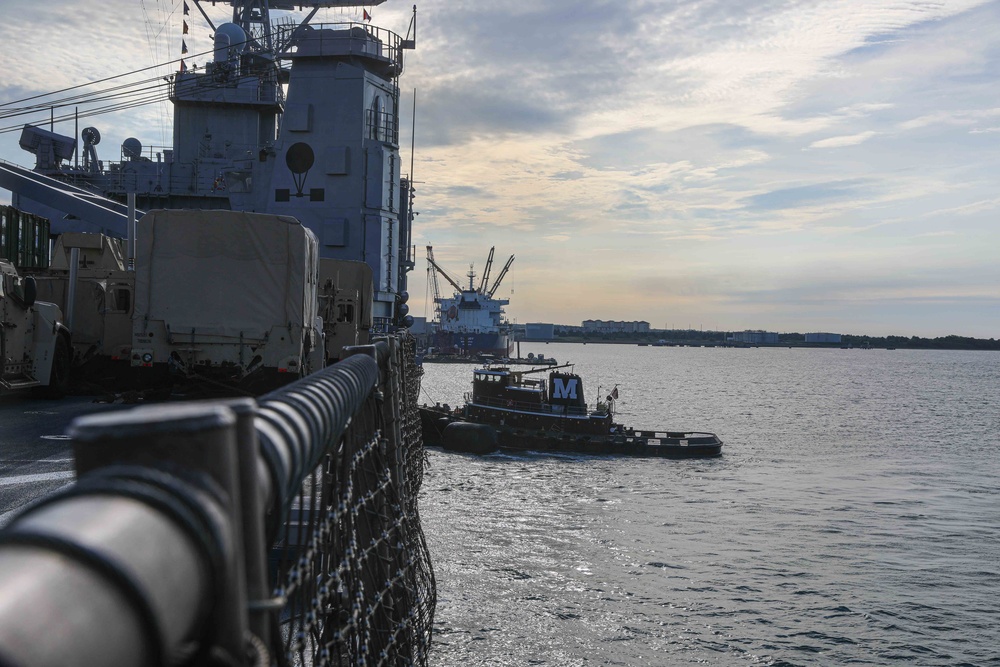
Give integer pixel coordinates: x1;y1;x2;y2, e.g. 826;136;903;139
122;137;142;160
216;23;247;50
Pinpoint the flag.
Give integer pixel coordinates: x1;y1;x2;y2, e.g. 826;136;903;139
363;9;371;21
606;387;619;402
183;20;189;34
181;40;188;54
180;59;187;72
183;1;190;15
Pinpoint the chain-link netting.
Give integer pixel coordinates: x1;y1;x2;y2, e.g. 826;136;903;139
271;336;435;666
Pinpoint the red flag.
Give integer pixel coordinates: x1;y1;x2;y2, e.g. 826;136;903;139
183;20;189;34
363;9;371;21
180;59;187;72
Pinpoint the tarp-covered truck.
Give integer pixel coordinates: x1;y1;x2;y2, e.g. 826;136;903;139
130;210;325;393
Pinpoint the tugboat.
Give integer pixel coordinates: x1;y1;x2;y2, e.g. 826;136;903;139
420;364;723;458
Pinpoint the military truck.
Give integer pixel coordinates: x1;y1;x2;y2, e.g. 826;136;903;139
130;210;326;393
0;259;72;396
32;232;133;371
318;259;373;364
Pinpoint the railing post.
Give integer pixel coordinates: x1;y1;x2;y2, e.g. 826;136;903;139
70;402;251;665
223;398;274;654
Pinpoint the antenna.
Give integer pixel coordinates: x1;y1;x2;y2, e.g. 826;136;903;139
410;89;416;188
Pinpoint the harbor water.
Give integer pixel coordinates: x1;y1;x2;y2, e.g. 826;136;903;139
417;343;1000;666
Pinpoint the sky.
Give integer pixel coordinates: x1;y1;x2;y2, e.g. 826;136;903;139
1;0;998;338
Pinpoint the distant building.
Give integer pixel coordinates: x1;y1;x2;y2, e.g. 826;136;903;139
525;323;555;340
555;324;583;335
728;330;779;344
581;320;651;334
805;332;842;344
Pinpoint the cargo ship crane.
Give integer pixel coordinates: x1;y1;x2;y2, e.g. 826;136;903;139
425;245;463;295
487;254;515;298
478;247;495;293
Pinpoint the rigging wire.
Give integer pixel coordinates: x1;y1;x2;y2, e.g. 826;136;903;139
0;71;270;136
0;47;216;110
0;73;174;120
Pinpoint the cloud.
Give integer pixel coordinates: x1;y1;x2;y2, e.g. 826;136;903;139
809;131;878;149
744;179;872;211
2;0;999;336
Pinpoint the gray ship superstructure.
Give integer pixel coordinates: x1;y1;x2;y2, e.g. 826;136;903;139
1;0;417;328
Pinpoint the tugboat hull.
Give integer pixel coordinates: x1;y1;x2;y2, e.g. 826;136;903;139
419;406;723;459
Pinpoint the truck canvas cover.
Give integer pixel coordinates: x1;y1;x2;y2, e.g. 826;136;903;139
135;210;319;340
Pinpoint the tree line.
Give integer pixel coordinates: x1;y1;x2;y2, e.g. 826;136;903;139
550;329;1000;350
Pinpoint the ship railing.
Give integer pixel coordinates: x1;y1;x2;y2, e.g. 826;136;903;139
169;67;283;106
276;21;405;76
1;204;50;270
0;336;435;667
473;394;590;416
368;107;400;145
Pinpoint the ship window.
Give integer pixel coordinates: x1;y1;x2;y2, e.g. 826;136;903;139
110;287;132;314
224;170;252;193
338;303;355;323
369;97;383;140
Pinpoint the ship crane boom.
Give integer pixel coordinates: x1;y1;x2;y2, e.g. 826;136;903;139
487;254;515;298
425;245;463;295
426;245;442;305
478;247;495;294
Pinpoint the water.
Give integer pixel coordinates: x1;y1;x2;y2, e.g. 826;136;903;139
417;344;1000;666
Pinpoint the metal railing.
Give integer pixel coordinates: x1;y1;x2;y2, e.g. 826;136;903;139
0;204;50;269
471;393;595;416
0;335;434;666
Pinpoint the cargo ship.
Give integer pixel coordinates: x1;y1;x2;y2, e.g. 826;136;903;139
425;246;514;358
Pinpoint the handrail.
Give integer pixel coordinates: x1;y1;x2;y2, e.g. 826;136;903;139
471;394;596;417
0;336;434;666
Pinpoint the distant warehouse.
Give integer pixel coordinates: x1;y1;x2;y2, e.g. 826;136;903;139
525;323;555;340
804;332;842;344
582;320;650;333
728;330;779;344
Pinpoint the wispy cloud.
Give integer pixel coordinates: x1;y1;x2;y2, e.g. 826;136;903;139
809;131;878;148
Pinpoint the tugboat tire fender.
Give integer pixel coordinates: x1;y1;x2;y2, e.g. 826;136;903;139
442;422;498;455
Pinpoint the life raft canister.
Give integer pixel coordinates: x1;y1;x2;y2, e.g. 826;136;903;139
448;305;458;320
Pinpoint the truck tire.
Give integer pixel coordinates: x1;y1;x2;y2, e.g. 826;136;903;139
45;335;72;399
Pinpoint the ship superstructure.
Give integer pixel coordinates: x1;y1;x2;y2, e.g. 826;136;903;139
0;0;417;328
426;245;514;357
